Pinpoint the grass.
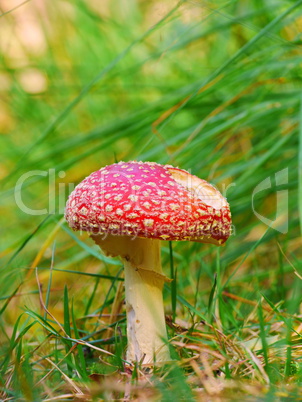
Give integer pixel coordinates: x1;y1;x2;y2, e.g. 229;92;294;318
1;0;302;400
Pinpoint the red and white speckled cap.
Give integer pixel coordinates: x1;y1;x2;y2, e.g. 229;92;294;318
65;161;232;245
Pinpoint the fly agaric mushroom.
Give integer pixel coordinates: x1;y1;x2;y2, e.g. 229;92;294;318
65;161;231;365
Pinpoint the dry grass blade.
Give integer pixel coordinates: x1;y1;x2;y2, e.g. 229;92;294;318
44;358;83;395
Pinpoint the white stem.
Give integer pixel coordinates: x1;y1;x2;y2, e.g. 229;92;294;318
91;234;171;364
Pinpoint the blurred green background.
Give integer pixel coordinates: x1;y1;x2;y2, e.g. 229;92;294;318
1;0;302;399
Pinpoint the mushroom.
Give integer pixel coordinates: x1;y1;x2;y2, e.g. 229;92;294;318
65;161;231;365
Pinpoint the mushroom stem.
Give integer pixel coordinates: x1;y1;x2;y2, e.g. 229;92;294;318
91;234;171;365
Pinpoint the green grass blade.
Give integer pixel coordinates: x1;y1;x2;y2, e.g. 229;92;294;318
3;215;51;270
44;242;55;321
299;92;302;237
169;241;177;322
63;285;73;376
84;277;100;316
208;273;217;323
71;300;88;381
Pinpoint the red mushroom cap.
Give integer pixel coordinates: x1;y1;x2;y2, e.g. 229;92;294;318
65;161;232;245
